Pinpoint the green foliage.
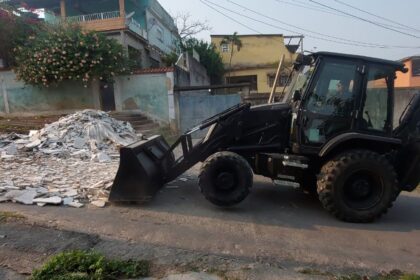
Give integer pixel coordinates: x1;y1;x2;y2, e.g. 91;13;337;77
220;32;242;77
0;3;41;67
14;23;131;87
0;211;26;223
162;52;179;67
31;250;150;280
182;38;225;84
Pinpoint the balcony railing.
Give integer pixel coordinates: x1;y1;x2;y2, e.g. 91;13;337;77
127;18;148;40
67;11;121;22
62;11;147;40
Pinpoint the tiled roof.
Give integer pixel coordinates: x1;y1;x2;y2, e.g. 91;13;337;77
132;67;174;74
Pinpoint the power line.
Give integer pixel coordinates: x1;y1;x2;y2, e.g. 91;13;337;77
227;0;389;48
273;0;353;19
203;0;390;48
332;0;420;33
275;0;420;32
207;0;420;49
309;0;420;39
199;0;262;34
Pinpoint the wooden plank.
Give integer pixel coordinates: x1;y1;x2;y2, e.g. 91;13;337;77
268;54;285;104
79;18;126;32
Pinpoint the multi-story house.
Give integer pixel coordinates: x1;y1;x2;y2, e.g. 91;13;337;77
18;0;180;68
211;34;301;95
395;56;420;88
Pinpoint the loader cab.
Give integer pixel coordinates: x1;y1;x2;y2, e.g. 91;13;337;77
288;52;406;155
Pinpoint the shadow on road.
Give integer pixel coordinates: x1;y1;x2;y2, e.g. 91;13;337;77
139;176;420;233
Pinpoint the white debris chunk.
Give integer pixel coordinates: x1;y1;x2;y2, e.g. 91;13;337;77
91;200;106;208
92;151;112;163
63;197;74;205
68;201;84;208
14;189;37;205
5;143;17;155
33;196;62;205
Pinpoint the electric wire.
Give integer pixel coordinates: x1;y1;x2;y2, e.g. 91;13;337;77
333;0;420;33
309;0;420;39
203;0;420;49
227;0;388;48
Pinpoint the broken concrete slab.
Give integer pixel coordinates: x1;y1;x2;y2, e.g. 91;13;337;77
91;200;106;208
14;190;37;205
68;201;84;208
33;196;62;205
5;143;17;155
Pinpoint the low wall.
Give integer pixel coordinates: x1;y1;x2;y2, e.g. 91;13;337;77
0;71;99;116
114;71;173;123
176;91;241;136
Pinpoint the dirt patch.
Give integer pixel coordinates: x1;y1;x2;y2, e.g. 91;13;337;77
0;115;61;134
0;211;25;223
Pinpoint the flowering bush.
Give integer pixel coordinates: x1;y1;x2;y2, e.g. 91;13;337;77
14;24;131;87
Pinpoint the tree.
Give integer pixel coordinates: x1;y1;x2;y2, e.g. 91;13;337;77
0;3;41;67
220;32;242;80
173;12;211;40
182;38;225;84
162;52;179;67
14;23;132;87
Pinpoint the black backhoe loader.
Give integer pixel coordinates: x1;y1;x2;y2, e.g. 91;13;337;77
109;52;420;223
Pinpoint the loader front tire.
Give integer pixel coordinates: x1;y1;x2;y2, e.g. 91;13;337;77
199;152;253;207
317;150;399;223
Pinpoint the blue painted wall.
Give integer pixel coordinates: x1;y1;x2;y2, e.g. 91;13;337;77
0;71;95;114
117;73;169;122
178;91;241;136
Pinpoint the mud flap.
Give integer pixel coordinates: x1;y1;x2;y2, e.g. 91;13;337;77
109;135;175;202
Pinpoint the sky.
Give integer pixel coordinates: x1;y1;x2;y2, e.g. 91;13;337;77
159;0;420;60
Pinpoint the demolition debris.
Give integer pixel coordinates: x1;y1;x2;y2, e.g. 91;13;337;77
0;110;141;208
0;109;139;160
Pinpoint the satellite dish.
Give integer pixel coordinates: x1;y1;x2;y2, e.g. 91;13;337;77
126;11;135;19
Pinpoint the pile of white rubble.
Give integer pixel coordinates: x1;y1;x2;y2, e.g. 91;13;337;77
0;110;141;208
0;109;139;161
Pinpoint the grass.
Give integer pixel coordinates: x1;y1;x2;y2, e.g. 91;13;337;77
334;270;420;280
299;268;334;277
31;250;150;280
0;211;26;223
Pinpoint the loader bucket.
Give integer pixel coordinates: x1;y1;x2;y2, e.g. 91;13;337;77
109;135;175;202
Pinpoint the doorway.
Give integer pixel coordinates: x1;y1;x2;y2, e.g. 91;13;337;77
100;82;116;111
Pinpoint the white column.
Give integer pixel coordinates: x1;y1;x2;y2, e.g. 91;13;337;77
0;74;10;114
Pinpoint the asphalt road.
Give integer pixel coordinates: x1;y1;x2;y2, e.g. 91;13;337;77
1;172;419;275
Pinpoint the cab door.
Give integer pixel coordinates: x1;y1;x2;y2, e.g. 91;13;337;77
297;57;363;150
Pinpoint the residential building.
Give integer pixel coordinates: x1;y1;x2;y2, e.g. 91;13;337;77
16;0;180;68
395;56;420;88
211;34;301;94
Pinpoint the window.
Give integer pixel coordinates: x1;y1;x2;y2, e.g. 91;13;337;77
226;75;257;91
302;59;358;144
268;73;290;87
306;61;357;117
362;65;392;132
221;44;229;53
412;58;420;76
156;26;164;43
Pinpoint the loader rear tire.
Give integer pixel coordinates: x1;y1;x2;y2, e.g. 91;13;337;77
317;150;399;223
199;152;253;207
